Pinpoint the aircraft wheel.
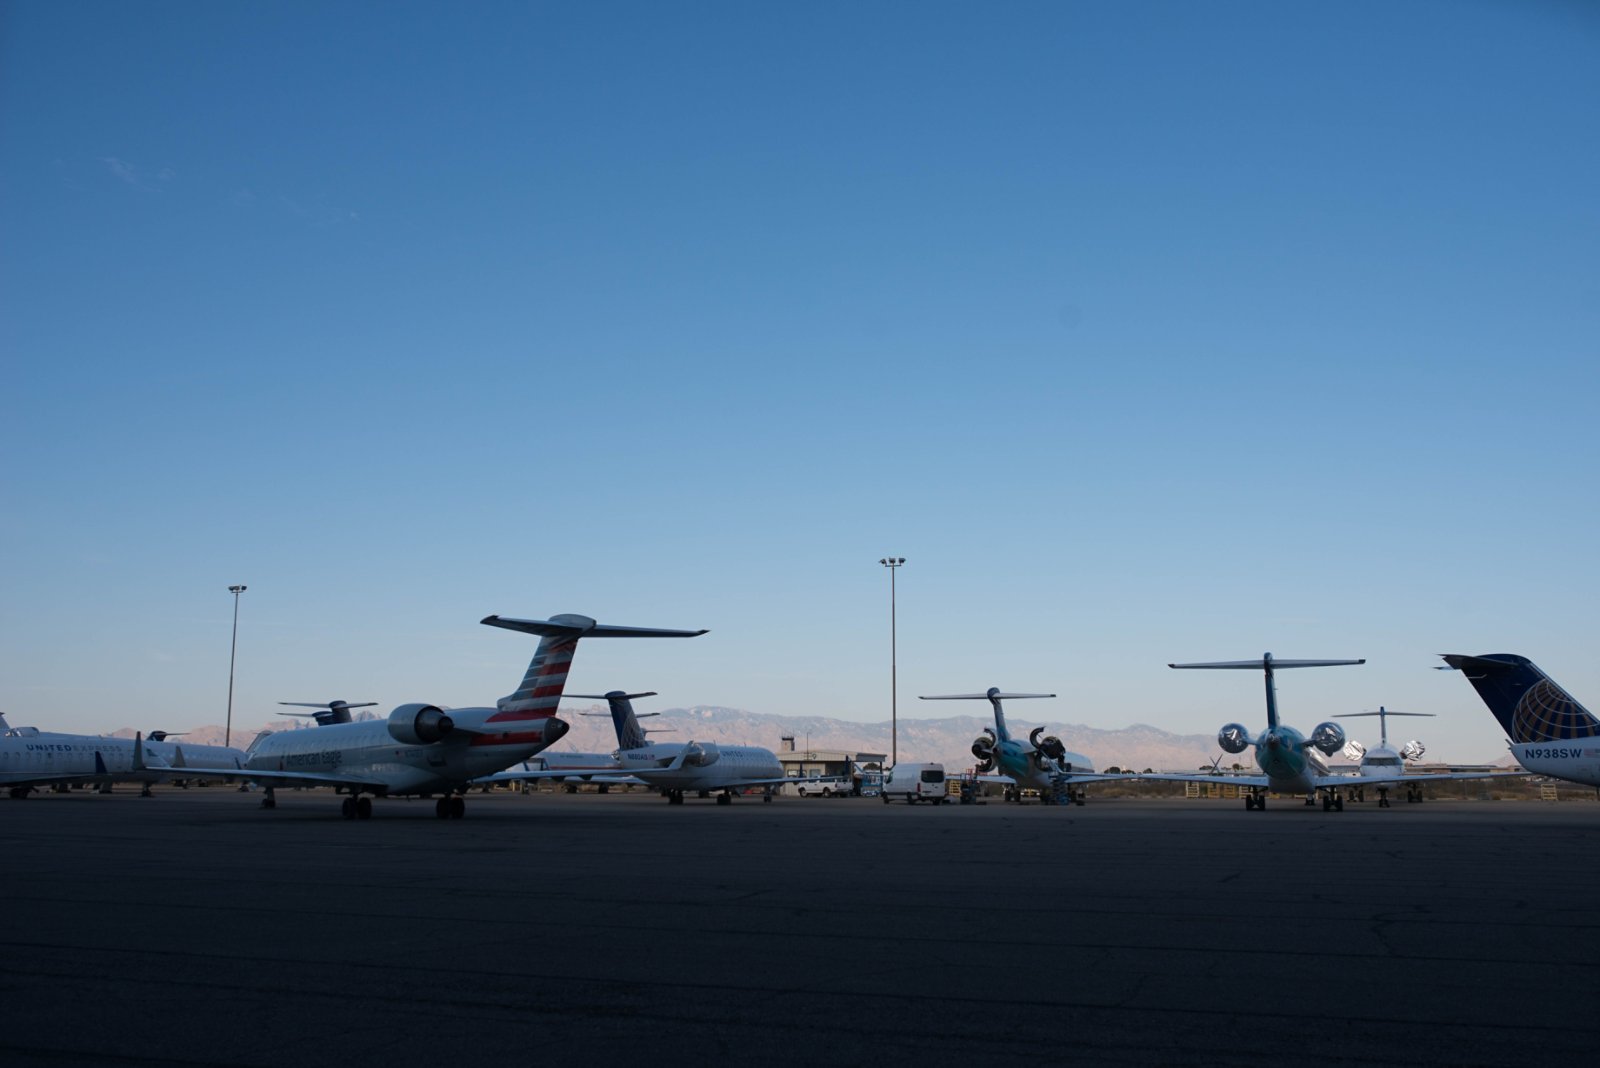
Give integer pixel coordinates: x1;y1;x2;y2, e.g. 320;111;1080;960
342;797;357;820
356;797;373;820
260;796;276;810
1257;794;1267;810
449;796;466;819
763;791;773;803
435;797;450;819
1243;795;1253;810
716;793;731;806
1334;796;1344;812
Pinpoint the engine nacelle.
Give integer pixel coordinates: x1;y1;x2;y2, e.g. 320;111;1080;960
387;704;455;745
971;735;996;761
1309;721;1346;756
1029;727;1066;761
1401;740;1426;761
681;741;720;767
1217;723;1252;754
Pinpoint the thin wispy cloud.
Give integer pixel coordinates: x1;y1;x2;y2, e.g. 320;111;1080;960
98;157;175;191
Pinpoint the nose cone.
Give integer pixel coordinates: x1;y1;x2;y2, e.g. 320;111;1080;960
545;717;569;744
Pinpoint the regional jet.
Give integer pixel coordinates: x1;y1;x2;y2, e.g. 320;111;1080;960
919;689;1120;804
1140;654;1523;810
1440;653;1600;788
0;722;183;796
487;690;795;804
188;613;706;819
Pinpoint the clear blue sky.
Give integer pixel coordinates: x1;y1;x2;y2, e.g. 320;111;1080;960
3;1;1595;761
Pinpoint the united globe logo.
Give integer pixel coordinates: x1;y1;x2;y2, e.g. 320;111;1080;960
1511;680;1600;742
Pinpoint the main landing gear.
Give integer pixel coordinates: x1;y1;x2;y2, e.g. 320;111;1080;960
665;789;685;805
715;791;732;806
434;795;466;819
1244;789;1267;811
342;796;375;820
1405;783;1425;804
260;787;276;810
1319;792;1345;812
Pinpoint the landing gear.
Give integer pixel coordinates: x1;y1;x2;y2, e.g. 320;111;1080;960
666;789;685;805
434;795;466;819
715;792;732;806
1406;784;1424;804
343;795;374;819
1245;790;1267;811
343;797;357;819
8;786;30;800
260;788;276;810
1377;787;1391;808
140;784;154;798
763;787;773;803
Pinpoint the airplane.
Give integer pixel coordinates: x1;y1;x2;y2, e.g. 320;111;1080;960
918;688;1121;805
1440;653;1600;788
1335;707;1435;806
1140;654;1525;810
487;690;796;804
1;719;208;798
185;613;707;820
277;700;379;726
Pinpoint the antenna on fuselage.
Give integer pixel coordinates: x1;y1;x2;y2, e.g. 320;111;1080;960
1169;654;1366;729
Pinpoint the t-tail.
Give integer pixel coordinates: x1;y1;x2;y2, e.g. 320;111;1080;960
570;691;659;751
1169;653;1365;728
1440;653;1599;743
480;615;707;724
919;688;1056;743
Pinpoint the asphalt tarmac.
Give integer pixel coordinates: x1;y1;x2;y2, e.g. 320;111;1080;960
2;788;1596;1066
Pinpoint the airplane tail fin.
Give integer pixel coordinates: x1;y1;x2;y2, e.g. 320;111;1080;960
481;615;705;722
1440;654;1599;743
570;691;658;750
920;688;1055;744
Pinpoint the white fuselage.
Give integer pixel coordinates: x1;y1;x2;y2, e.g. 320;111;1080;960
0;730;150;787
1508;742;1600;787
613;743;785;794
246;710;559;796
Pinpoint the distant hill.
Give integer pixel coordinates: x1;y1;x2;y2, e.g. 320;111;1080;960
106;708;1520;775
110;706;1236;773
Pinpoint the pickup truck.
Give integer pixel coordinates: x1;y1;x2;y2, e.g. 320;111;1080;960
787;777;855;798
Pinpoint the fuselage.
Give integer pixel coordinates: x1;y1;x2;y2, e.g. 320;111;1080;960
613;742;784;793
1508;742;1600;787
1353;745;1409;783
246;709;562;796
0;729;152;787
995;739;1096;791
1252;725;1327;793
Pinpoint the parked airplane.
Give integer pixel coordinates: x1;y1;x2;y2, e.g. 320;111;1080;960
1336;707;1435;805
919;689;1119;804
1143;654;1524;810
488;690;795;804
1;722;197;798
190;613;707;820
1440;653;1600;788
277;700;378;726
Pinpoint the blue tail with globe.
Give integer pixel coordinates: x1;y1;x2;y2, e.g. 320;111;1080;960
1441;653;1600;743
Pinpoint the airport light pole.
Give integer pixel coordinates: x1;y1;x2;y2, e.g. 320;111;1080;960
225;584;247;748
879;557;904;769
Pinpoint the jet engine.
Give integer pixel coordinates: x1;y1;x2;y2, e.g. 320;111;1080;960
1309;721;1346;756
971;728;998;771
1217;723;1252;754
1401;740;1426;761
387;704;455;745
1342;740;1367;762
681;741;720;767
1029;727;1066;762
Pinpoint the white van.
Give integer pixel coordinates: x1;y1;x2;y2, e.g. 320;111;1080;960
881;763;947;804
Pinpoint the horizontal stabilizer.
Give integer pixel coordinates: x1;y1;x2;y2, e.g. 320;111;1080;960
482;615;707;639
920;692;1055;700
1169;659;1364;669
566;692;659;700
1335;711;1433;718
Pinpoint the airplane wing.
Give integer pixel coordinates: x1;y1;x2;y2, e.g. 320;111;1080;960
171;764;393;791
1133;772;1273;787
1324;769;1530;787
474;767;644;786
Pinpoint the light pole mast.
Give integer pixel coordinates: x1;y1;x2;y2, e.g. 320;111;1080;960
226;584;247;747
878;557;904;768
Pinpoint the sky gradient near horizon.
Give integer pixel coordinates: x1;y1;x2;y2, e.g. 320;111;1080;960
3;1;1596;762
